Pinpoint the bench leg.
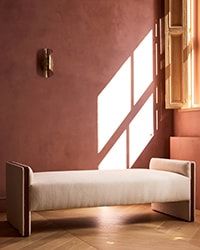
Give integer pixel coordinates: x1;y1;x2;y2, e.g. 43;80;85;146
6;162;31;236
152;160;195;222
151;200;194;221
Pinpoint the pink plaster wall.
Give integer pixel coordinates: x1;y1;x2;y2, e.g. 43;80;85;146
174;110;200;136
174;110;200;210
0;0;172;210
170;136;200;209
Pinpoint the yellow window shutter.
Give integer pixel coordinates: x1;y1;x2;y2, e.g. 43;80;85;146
165;0;192;109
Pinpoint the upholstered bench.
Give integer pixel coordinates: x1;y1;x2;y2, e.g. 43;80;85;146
6;158;195;236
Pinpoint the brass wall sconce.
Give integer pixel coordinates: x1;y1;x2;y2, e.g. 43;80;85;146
37;48;54;78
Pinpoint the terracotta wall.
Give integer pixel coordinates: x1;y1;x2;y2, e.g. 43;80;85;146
170;137;200;209
174;110;200;136
0;0;172;210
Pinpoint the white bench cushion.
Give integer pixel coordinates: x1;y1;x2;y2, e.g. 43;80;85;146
30;169;190;211
149;158;192;177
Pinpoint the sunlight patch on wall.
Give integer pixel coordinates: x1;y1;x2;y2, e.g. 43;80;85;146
129;94;154;167
98;131;127;170
97;57;131;153
133;30;153;104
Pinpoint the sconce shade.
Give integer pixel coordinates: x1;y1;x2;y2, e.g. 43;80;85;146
38;48;54;78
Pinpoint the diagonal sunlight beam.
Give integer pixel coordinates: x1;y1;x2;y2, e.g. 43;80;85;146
97;57;131;153
98;131;127;170
133;30;153;104
129;94;154;167
97;29;154;170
